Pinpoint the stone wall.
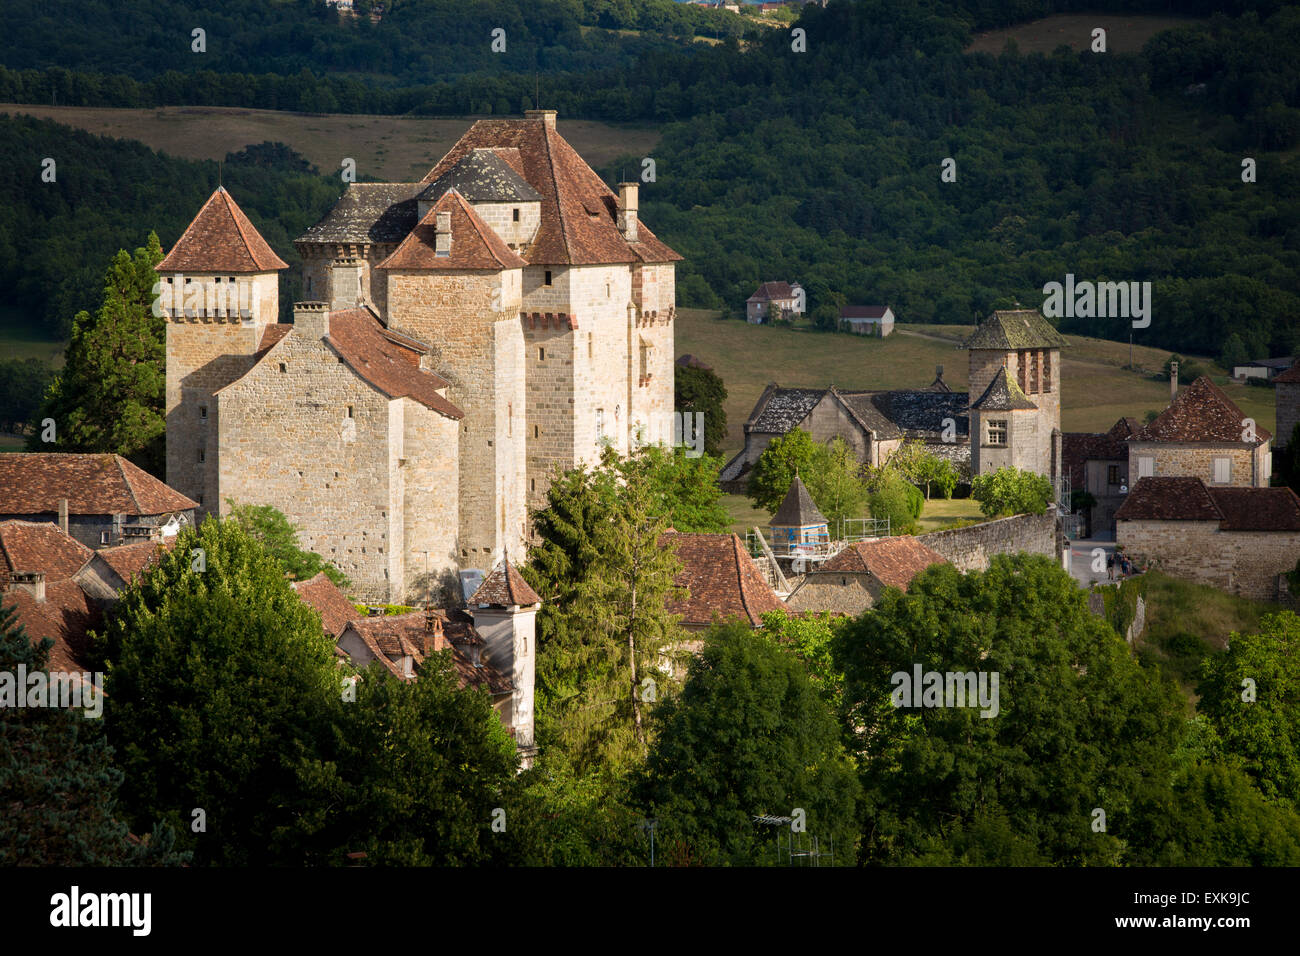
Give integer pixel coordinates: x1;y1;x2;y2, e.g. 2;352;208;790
1118;518;1300;601
399;398;462;603
916;512;1062;572
1127;441;1268;488
1278;382;1299;451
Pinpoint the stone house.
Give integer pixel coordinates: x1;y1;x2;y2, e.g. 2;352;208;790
1274;362;1300;450
1231;356;1293;381
785;535;947;615
661;531;785;631
746;281;802;323
161;110;680;603
0;453;197;550
1115;476;1300;602
1062;417;1140;538
1126;376;1271;488
840;305;895;336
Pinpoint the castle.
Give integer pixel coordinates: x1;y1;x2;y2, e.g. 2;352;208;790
158;110;681;603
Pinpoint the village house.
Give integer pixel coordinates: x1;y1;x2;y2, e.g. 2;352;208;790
159;109;680;604
1231;356;1294;381
0;453;197;549
661;531;785;632
745;281;803;323
785;535;947;615
1126;375;1271;488
840;305;894;336
1274;362;1300;450
1115;477;1300;602
1062;417;1140;538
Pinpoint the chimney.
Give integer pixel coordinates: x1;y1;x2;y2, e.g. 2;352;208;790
1170;360;1179;401
328;257;365;310
435;210;452;257
293;301;330;339
10;570;46;603
935;364;944;380
617;182;639;242
58;498;68;536
525;109;557;130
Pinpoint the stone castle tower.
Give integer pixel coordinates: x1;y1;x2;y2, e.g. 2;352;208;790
162;111;681;602
965;309;1068;481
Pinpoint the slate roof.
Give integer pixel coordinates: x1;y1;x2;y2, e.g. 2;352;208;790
156;187;288;273
1273;363;1300;384
969;367;1038;412
419;148;543;205
1114;477;1222;522
964;309;1069;350
0;454;197;516
296;183;423;245
293;572;361;638
377;189;527;272
771;476;827;528
746;386;825;433
469;558;541;607
1062;417;1140;487
745;386;969;442
860;389;970;438
661;532;785;628
841;306;890;319
1135;376;1269;444
0;521;94;582
835;390;903;440
420;116;681;266
748;281;796;302
819;535;947;589
321;309;464;420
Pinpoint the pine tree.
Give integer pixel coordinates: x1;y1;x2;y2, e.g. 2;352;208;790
28;233;166;474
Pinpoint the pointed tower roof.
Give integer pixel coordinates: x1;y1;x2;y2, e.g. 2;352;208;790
969;367;1038;411
964;309;1069;351
156;187;288;273
1135;375;1270;444
469;558;541;608
375;189;527;272
770;475;828;528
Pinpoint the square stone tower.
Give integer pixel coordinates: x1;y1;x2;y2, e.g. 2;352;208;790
965;309;1068;480
158;187;287;515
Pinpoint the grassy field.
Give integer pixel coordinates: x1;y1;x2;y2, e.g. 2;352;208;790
0;105;661;183
966;14;1202;55
0;304;64;366
721;489;981;538
675;310;1278;456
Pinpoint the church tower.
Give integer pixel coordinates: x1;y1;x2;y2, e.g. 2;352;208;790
158;187;287;515
964;309;1068;481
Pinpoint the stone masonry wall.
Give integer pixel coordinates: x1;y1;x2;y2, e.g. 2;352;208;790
1119;519;1300;601
1127;441;1266;487
1278;382;1300;451
399;397;461;603
917;512;1062;572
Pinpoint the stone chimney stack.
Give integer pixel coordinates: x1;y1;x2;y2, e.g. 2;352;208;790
1170;360;1179;401
11;570;46;603
328;257;365;310
525;108;557;130
58;498;68;536
293;301;330;339
435;210;452;257
617;182;639;242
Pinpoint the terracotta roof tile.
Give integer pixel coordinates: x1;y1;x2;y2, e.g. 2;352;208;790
1062;417;1139;487
419;117;681;266
748;281;795;301
841;306;890;319
342;610;512;694
293;572;361;638
0;521;94;582
157;187;288;273
376;189;527;272
1208;486;1300;531
96;538;172;585
661;532;785;628
1114;477;1222;522
3;582;102;673
819;535;947;589
1273;363;1300;384
1136;376;1270;444
321;310;464;420
256;323;292;357
0;453;197;516
469;559;541;607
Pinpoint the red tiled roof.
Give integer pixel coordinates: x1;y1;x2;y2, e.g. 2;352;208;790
841;306;890;319
4;581;102;673
419;117;681;266
1136;376;1270;444
1062;417;1139;487
748;281;795;302
0;521;94;582
1114;477;1222;522
469;559;541;607
256;323;292;357
293;572;360;638
0;454;197;516
322;310;464;420
1273;363;1300;384
376;190;527;272
156;187;289;273
342;610;512;694
96;538;172;585
820;536;947;590
661;531;785;628
1208;486;1300;531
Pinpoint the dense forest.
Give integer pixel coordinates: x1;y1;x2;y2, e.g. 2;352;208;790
1;0;1297;361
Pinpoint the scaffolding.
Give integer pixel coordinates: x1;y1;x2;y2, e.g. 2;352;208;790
752;815;836;867
745;516;890;579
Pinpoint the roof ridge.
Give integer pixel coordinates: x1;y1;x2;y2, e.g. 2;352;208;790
219;189;262;269
730;533;755;621
541;124;572;264
114;455;144;513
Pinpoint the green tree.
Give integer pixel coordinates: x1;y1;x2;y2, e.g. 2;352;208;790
28;234;166;474
636;444;731;533
1219;332;1250;371
761;608;847;716
95;516;340;865
970;466;1053;517
803;436;870;530
639;621;861;865
225;500;352;589
747;428;821;514
673;361;729;458
833;555;1187;865
887;439;957;499
865;468;917;534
